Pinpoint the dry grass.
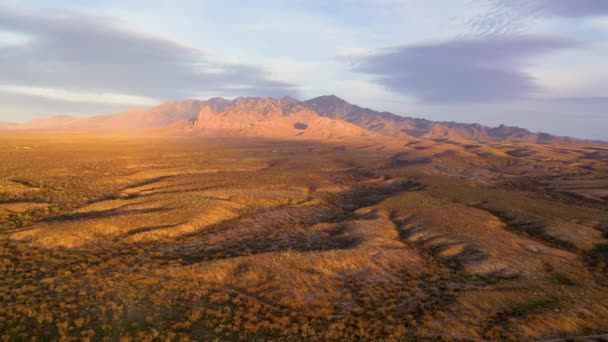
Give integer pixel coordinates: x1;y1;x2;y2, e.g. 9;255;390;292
1;132;607;340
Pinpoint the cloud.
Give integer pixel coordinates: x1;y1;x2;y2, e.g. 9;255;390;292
0;85;159;106
351;36;577;103
498;0;608;18
0;5;297;104
471;0;608;35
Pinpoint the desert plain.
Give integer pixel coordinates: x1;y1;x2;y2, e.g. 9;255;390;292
1;122;607;341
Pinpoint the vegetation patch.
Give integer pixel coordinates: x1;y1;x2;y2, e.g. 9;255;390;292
0;134;607;340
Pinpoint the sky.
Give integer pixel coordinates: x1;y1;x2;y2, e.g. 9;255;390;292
0;0;607;139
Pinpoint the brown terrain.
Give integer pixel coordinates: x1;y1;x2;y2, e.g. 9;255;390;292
1;96;607;341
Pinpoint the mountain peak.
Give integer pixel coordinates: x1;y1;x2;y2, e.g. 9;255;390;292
307;94;348;104
280;96;301;104
302;95;357;121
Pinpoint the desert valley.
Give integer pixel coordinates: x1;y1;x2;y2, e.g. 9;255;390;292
0;96;607;340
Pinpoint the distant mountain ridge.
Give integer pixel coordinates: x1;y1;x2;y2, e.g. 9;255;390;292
303;95;590;144
2;95;603;144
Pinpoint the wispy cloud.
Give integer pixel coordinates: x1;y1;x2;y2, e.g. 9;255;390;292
0;5;296;105
470;0;608;35
500;0;608;18
0;85;158;106
351;36;577;103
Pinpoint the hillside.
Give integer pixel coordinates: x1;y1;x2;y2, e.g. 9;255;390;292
4;97;375;141
1;132;607;341
190;97;376;140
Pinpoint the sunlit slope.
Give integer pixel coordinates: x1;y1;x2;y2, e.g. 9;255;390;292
1;133;607;340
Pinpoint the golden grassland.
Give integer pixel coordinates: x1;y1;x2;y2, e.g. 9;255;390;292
1;132;608;341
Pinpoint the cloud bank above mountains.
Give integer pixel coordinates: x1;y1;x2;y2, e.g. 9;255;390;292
352;36;578;103
0;1;606;139
0;5;296;107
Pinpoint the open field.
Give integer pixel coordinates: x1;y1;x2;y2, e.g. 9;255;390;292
1;132;608;341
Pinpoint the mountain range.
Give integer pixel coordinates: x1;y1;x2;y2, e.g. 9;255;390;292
1;95;601;144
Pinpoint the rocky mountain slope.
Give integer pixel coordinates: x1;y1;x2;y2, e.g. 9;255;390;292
189;97;375;139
